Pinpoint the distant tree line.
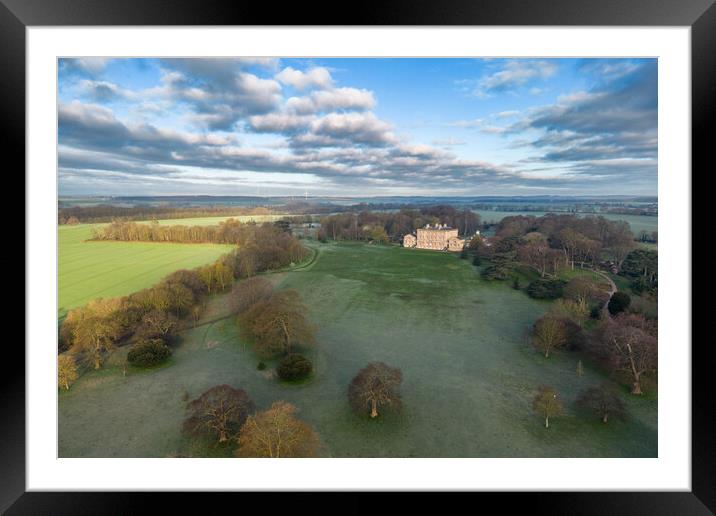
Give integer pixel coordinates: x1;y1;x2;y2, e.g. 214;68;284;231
59;204;277;224
318;205;481;243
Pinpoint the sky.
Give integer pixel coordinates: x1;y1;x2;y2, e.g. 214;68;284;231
57;57;657;197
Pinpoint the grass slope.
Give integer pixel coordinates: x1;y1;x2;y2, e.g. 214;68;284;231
59;224;233;317
59;242;657;458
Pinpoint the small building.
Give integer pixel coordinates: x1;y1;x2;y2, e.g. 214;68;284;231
403;223;466;252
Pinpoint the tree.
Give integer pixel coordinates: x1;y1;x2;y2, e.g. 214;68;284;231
604;221;635;270
214;262;234;291
607;291;631;316
549;299;589;327
58;354;78;390
348;362;402;418
239;289;315;358
620;249;658;286
236;401;320;457
576;383;627;423
276;354;313;381
198;265;216;293
163;269;207;297
564;276;609;308
191;304;202;326
136;309;178;340
532;316;567;358
72;308;121;369
369;226;389;244
183;385;255;443
229;277;273;315
481;251;515;280
526;277;566;299
127;338;171;368
601;314;657;395
532;385;563;428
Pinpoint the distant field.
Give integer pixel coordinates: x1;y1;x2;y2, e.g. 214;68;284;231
58;225;233;317
59;242;656;458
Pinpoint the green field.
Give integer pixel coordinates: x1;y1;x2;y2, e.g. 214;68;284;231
59;225;234;317
59;242;657;458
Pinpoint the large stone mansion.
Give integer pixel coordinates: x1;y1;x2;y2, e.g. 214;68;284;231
403;224;469;252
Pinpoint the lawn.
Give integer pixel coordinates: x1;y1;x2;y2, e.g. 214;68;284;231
59;224;234;317
58;241;657;458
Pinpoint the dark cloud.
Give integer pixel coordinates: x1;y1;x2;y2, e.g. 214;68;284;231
509;60;657;185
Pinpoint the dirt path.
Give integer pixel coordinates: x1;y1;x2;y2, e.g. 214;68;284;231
593;269;618;310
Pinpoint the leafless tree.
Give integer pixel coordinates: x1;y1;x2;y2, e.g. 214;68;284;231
183;385;255;443
236;401;320;457
348;362;403;418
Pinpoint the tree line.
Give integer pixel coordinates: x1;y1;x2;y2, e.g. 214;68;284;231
318;205;481;243
58;225;309;389
59;204;276;225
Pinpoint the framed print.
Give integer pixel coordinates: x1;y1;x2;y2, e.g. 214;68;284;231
7;0;712;512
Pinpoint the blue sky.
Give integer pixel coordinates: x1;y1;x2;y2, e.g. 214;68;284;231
57;57;657;196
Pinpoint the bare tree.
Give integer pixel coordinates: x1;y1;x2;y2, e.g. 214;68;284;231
229;277;273;315
348;362;403;418
601;314;657;395
236;401;320;457
183;385;255;443
532;385;563;428
576;383;627;423
58;354;78;390
239;289;315;358
532;316;567;358
137;309;178;340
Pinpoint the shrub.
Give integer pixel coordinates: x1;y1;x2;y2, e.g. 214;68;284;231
607;292;631;315
127;338;171;368
276;354;313;381
257;362;267;371
526;278;566;299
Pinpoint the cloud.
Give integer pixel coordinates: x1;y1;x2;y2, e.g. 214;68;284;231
286;87;376;114
507;60;657;183
60;58;111;75
154;60;284;130
77;80;136;102
248;113;315;133
275;66;334;90
57;58;658;195
309;112;396;146
431;138;466;146
472;60;557;97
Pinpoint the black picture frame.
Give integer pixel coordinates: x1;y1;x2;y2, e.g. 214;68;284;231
7;0;710;513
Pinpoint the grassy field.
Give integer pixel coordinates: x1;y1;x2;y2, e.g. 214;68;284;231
59;225;233;317
59;242;657;458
